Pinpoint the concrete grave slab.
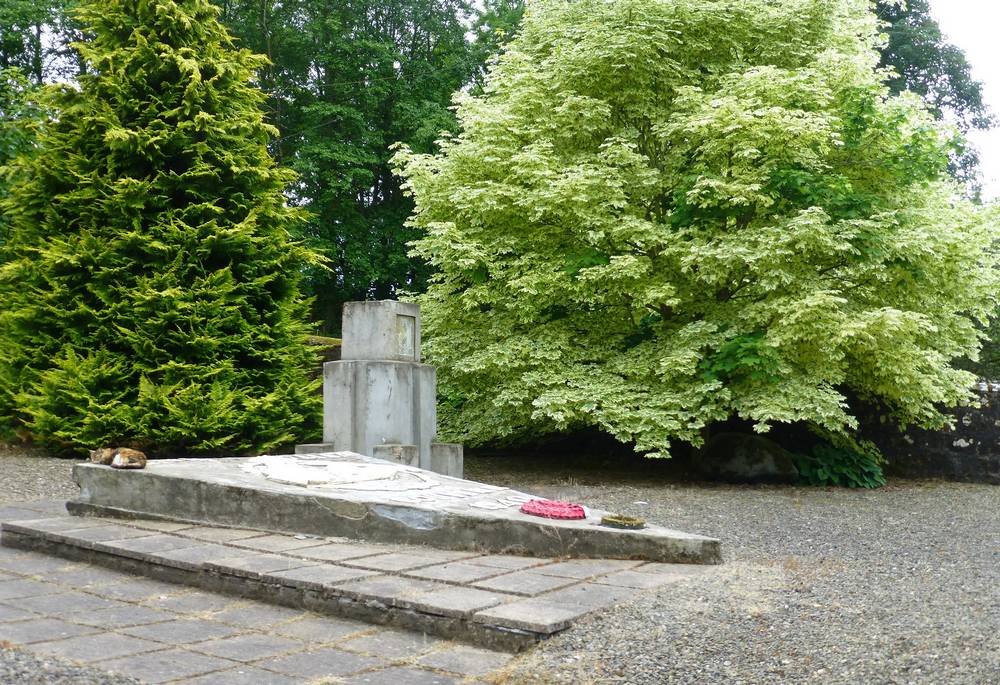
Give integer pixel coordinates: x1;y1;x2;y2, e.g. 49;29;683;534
69;451;721;564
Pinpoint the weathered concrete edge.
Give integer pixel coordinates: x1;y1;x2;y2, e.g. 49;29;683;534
0;527;539;653
70;464;722;565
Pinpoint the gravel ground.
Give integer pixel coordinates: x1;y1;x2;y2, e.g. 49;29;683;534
481;470;1000;685
0;645;141;685
1;449;998;685
0;447;80;503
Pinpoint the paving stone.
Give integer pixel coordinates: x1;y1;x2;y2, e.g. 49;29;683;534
128;519;194;533
340;629;444;659
86;576;181;602
121;618;244;644
271;614;368;642
191;633;304;661
97;534;204;560
1;617;101;644
472;598;588;634
471;571;579;597
71;604;176;629
633;561;710;576
0;545;25;560
15;591;124;616
229;533;328;553
144;590;239;615
334;575;444;606
45;564;134;587
0;578;63;600
179;526;270;543
341;666;461;684
0;554;76;576
538;582;635;611
150;543;235;571
417;645;513;677
5;516;107;533
592;568;691;589
97;647;237;684
343;551;478;572
533;558;642;579
179;665;302;685
288;541;391;562
0;506;51;521
206;553;318;579
254;647;385;679
209;602;306;628
31;632;166;663
17;499;71;515
466;555;552;571
403;561;510;584
56;524;157;545
0;602;39;622
265;563;379;591
470;583;633;635
405;585;509;619
42;525;149;549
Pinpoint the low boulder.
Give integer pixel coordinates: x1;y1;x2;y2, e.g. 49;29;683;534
696;432;799;484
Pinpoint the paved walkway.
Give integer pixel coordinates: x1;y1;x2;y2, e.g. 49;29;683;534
0;501;513;684
2;499;709;652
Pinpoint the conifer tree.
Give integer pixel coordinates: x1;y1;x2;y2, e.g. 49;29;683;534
0;0;321;455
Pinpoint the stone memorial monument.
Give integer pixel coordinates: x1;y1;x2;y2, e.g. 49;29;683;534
297;301;463;477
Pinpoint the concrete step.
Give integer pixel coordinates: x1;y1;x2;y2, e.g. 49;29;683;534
1;505;713;653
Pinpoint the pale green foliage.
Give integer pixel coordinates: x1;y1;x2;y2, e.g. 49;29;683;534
394;0;1000;457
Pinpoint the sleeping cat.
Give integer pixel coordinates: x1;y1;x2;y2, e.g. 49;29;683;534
88;447;147;469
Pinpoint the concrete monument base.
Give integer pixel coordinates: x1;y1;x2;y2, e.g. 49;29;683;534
69;452;721;564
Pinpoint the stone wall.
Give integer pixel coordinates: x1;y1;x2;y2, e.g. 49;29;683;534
862;387;1000;484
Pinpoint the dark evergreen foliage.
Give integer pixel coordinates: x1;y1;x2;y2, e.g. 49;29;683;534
0;68;39;245
218;0;478;333
875;0;994;190
0;0;321;455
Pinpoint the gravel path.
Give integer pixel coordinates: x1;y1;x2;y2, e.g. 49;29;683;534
493;478;1000;684
2;449;998;684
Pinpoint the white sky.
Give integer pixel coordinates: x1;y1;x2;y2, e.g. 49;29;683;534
928;1;1000;201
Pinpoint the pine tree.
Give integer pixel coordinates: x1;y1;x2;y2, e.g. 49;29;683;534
0;0;321;455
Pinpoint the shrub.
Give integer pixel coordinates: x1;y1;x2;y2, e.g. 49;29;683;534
794;443;887;489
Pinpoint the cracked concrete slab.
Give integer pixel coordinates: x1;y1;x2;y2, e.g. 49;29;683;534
69;451;721;564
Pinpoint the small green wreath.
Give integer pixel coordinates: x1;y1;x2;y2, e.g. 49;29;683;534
600;514;646;530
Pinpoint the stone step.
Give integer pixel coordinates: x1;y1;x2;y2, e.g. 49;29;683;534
1;508;713;653
70;451;722;564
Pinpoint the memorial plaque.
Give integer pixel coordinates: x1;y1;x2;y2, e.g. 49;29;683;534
396;314;416;360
